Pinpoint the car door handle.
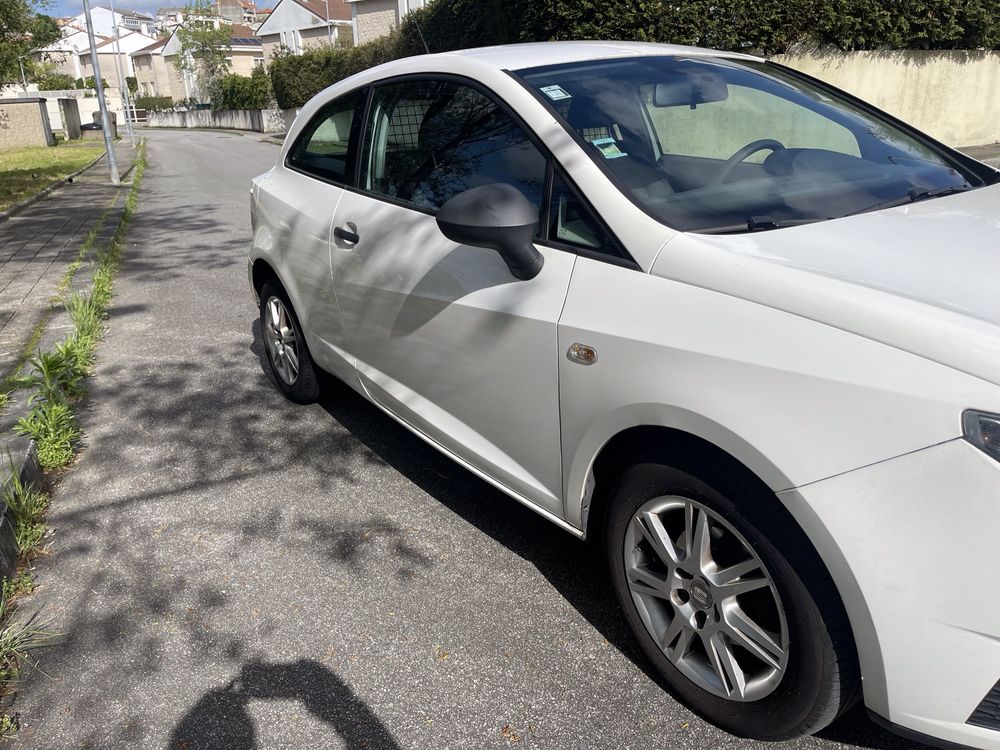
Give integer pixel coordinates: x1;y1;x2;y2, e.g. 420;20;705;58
334;225;359;244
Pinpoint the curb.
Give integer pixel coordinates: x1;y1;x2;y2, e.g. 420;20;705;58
0;150;109;225
0;438;40;583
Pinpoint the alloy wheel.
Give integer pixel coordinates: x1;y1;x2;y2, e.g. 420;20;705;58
263;295;300;386
624;495;789;702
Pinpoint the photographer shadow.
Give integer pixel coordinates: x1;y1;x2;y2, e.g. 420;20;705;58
170;659;401;750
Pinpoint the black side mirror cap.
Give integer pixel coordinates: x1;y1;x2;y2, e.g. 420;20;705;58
436;183;543;280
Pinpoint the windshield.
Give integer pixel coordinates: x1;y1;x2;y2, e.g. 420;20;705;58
516;56;993;233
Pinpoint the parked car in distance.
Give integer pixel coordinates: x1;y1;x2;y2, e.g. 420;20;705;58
248;41;1000;749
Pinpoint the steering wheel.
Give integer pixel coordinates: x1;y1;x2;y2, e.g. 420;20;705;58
709;139;786;185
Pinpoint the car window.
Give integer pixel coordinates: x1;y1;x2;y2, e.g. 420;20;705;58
518;57;985;233
288;88;364;184
641;83;861;161
360;80;547;214
548;170;624;258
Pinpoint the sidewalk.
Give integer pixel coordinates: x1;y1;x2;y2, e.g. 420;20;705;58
0;141;138;441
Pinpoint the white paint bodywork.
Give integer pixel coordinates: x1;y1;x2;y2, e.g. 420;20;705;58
249;42;1000;749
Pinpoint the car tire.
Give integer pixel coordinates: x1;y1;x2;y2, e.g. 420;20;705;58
606;452;859;740
259;281;320;404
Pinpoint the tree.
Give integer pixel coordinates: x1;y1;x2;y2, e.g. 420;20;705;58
174;0;232;102
0;0;60;87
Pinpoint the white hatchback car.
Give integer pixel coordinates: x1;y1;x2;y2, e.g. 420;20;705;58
249;41;1000;748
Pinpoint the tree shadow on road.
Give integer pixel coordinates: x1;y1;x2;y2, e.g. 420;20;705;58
169;659;401;750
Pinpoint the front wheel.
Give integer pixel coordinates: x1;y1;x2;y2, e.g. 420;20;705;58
259;281;319;404
606;458;858;739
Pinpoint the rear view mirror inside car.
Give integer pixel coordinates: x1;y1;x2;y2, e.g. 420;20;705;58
653;72;729;108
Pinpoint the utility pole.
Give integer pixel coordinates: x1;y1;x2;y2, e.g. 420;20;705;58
323;0;333;45
107;0;136;145
82;0;120;184
17;56;29;94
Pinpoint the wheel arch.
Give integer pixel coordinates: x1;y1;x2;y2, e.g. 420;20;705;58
577;418;880;712
251;257;280;299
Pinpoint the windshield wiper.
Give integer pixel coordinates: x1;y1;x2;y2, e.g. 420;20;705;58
696;217;824;234
844;185;972;217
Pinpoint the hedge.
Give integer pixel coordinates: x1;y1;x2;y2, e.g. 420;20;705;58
210;67;273;111
134;95;173;111
270;0;1000;109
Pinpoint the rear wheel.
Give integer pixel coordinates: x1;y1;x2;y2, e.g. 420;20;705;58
260;281;319;404
606;457;858;739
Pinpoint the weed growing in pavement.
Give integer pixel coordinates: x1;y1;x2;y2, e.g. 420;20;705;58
1;468;49;557
0;392;8;413
1;571;34;602
14;402;80;470
0;600;55;685
8;139;147;473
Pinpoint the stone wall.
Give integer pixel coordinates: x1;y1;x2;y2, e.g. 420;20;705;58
147;108;295;133
775;48;1000;147
354;0;397;45
0;99;55;149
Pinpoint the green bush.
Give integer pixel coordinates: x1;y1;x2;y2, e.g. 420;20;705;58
210;66;273;110
134;95;173;111
126;75;137;93
269;0;1000;109
74;76;107;90
32;72;75;90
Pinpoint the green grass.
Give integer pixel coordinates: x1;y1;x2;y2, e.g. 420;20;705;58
0;142;105;212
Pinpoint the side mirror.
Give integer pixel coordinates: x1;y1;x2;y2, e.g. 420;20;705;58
436;183;543;280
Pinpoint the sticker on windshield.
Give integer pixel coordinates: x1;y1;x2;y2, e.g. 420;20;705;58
540;85;572;101
591;137;628;159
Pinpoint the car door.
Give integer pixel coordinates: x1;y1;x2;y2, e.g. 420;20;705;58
329;78;574;517
255;88;365;381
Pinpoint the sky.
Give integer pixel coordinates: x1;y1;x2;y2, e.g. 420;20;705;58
45;0;168;20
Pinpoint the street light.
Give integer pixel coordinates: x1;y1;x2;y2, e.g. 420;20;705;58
323;0;333;45
17;55;29;94
107;0;136;144
81;0;120;184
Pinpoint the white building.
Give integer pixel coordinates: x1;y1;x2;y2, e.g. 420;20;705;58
67;6;157;38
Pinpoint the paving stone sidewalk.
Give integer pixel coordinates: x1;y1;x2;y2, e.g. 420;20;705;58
0;142;137;383
0;141;138;456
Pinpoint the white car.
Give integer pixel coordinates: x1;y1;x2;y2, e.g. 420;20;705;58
248;41;1000;748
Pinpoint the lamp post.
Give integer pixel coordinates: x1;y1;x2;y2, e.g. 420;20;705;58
107;0;136;144
17;56;29;94
323;0;333;46
82;0;120;184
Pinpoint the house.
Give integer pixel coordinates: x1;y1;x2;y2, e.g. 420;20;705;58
31;26;109;80
156;7;186;28
132;23;264;101
255;0;352;63
77;30;159;90
347;0;424;45
66;6;157;37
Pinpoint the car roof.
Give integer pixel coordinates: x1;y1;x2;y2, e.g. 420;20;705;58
434;40;763;71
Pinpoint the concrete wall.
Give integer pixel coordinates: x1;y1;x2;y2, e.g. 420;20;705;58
147;108;293;133
0;99;55;149
775;48;1000;147
58;98;82;139
354;0;396;44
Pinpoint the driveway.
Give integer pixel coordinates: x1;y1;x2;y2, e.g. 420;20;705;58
14;129;924;750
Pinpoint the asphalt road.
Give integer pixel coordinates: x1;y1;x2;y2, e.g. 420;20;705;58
13;129;927;750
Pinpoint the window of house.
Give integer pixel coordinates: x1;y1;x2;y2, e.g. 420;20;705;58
360;79;546;214
287;88;364;184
